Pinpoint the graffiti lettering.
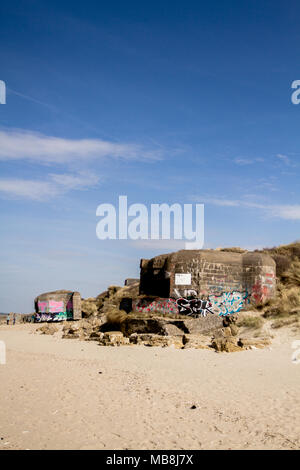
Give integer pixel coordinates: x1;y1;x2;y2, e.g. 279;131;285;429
132;290;250;318
35;312;70;322
37;301;48;313
48;300;64;313
36;298;73;322
176;298;214;317
209;291;249;316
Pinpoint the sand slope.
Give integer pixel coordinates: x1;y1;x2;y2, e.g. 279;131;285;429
0;324;299;450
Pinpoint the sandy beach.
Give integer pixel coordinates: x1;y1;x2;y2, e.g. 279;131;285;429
0;323;299;450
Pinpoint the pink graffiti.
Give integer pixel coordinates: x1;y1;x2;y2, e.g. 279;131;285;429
37;301;48;313
48;300;64;313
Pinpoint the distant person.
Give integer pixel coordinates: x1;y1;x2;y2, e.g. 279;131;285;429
6;313;10;325
13;313;16;325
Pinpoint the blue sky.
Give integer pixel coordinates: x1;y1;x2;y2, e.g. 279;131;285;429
0;0;300;312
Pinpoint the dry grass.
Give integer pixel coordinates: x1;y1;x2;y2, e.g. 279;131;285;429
105;309;128;326
271;316;299;329
255;242;300;322
259;241;300;259
218;247;247;253
281;260;300;286
257;241;300;276
237;316;264;329
263;285;300;319
81;298;98;318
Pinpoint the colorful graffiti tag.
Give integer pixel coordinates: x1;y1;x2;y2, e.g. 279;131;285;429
133;298;178;315
35;312;70;322
174;287;250;317
36;299;73;322
208;291;249;317
251;274;275;304
133;290;250;318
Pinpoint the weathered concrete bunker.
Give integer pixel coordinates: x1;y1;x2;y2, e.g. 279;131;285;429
138;250;276;316
34;290;82;322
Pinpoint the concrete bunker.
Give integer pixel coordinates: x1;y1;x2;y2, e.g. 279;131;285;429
34;290;82;322
137;250;276;316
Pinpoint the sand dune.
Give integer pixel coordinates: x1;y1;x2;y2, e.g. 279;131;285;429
0;324;299;450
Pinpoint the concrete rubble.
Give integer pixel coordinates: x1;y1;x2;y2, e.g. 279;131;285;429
59;311;271;352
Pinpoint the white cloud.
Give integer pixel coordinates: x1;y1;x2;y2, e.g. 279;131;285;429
0;171;101;200
199;197;241;207
49;171;100;190
0;129;163;164
234;158;254;165
234;157;264;166
0;179;58;200
268;205;300;220
276;154;291;165
196;196;300;220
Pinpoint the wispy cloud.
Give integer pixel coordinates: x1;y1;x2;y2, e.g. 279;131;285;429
199;197;241;207
234;157;264;165
0;171;100;200
131;239;186;251
7;88;58;111
276;153;293;166
197;196;300;220
0;179;58;200
0;129;163;164
234;158;255;165
270;205;300;220
49;171;100;190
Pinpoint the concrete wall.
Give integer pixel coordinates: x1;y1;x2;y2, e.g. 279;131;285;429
34;290;82;322
139;250;276;315
124;278;139;287
72;292;82;320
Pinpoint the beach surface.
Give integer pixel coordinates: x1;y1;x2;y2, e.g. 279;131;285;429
0;323;299;450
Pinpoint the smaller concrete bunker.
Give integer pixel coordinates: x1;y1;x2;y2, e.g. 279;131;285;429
34;290;82;322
